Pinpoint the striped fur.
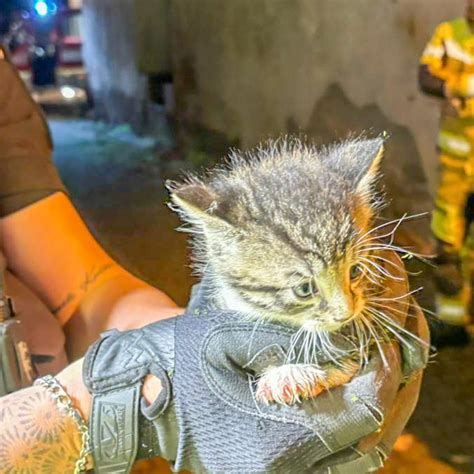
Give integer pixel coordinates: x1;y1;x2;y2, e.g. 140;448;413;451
168;136;385;333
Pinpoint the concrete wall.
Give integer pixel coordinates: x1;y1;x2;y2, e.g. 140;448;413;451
82;0;147;126
81;0;171;130
171;0;466;193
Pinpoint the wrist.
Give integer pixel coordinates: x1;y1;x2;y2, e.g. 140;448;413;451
35;374;92;472
56;359;163;419
56;358;91;421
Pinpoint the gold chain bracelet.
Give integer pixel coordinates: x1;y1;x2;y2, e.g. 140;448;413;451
34;375;91;473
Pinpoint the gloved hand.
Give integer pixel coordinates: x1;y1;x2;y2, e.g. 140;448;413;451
83;280;429;474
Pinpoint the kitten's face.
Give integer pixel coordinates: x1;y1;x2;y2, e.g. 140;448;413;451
170;137;384;333
204;205;371;332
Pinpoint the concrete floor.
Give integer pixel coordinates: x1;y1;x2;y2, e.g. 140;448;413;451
51;119;193;307
50;118;470;473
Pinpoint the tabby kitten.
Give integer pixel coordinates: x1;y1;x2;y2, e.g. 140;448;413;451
168;136;403;405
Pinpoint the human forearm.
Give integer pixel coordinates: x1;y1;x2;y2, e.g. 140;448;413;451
419;63;474;99
2;192;181;359
0;356;162;473
64;277;182;360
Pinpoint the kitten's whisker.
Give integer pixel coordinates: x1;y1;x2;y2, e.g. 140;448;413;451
366;306;429;348
309;332;317;365
370;299;433;320
355;212;428;245
247;317;265;355
358;243;434;266
359;256;405;281
369;318;391;342
363;252;423;277
386;213;409;247
287;327;306;363
315;330;350;367
303;330;311;365
296;329;309;363
367;311;414;350
358;262;385;286
415;306;437;318
353;319;370;365
357;245;418;257
369;301;422;321
364;254;407;273
371;288;422;302
370;301;412;317
355;219;402;245
370;295;423;311
360;313;389;367
358;213;408;251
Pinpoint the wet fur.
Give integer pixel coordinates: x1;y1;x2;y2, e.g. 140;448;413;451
168;136;414;405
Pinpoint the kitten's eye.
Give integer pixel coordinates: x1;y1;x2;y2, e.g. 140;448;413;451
293;280;315;299
350;264;363;280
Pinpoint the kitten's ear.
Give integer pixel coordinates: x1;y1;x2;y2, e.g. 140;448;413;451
167;180;231;228
328;136;384;194
354;137;384;196
327;137;384;228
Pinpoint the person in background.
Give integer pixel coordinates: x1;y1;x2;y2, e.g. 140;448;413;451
419;0;474;344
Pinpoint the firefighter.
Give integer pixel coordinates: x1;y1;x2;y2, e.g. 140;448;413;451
419;0;474;343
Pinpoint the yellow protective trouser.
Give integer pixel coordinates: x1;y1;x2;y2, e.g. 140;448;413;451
432;116;474;324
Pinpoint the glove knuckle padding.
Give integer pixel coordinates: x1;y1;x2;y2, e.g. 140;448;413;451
84;320;175;394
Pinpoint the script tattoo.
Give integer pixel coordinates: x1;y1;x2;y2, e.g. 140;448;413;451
51;262;114;316
0;386;82;473
81;263;114;293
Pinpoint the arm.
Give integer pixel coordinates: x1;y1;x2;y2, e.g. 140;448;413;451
419;22;474;99
0;361;88;473
0;53;181;358
0;301;427;474
418;23;449;97
2;192;183;359
0;357;163;473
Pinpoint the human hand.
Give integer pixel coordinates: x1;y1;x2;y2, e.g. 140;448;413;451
83;281;428;473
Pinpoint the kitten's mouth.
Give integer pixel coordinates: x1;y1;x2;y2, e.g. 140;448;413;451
303;313;358;333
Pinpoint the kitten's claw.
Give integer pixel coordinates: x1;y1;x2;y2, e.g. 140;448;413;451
255;360;360;405
255;364;327;405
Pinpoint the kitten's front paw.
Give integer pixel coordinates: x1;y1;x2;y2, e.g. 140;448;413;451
255;364;327;405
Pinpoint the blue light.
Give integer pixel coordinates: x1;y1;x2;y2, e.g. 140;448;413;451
34;1;49;17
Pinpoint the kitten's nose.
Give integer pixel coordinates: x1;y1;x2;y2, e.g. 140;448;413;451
318;300;329;311
317;267;355;320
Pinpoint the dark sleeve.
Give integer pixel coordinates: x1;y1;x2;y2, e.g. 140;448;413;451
418;64;446;98
0;49;66;216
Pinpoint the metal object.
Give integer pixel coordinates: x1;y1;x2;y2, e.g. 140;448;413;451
35;374;91;474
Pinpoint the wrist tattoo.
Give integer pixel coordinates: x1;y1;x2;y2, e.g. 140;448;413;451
51;263;115;317
0;386;82;473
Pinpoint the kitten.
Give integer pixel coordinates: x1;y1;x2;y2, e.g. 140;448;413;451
167;136;408;405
